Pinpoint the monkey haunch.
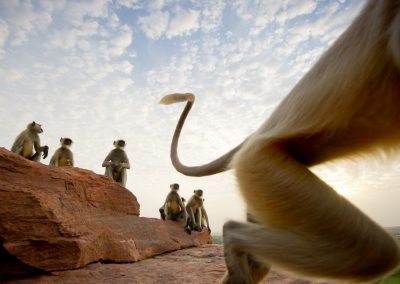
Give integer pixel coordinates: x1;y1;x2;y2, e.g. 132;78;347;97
11;121;49;162
102;140;130;187
160;0;400;283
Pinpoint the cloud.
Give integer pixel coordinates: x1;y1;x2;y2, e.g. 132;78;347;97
275;0;317;24
138;4;201;40
165;7;200;38
138;10;170;40
0;1;53;46
200;0;225;32
63;0;109;26
0;19;9;59
115;0;141;10
48;20;100;50
107;25;133;57
231;0;284;35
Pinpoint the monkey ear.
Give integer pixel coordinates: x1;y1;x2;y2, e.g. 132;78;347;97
32;121;36;126
60;138;63;142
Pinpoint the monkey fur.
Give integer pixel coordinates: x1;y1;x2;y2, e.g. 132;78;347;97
102;140;130;187
11;121;49;162
49;138;74;167
160;0;400;283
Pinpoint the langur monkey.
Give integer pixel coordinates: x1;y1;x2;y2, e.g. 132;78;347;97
49;138;74;167
11;121;49;162
196;197;210;231
185;190;211;233
159;0;400;283
159;197;186;220
102;140;130;187
160;183;188;223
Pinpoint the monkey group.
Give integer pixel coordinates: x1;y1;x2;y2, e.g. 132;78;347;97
10;121;210;235
159;183;211;234
160;0;400;283
10;121;131;188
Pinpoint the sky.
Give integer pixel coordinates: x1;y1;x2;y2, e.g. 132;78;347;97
1;0;399;235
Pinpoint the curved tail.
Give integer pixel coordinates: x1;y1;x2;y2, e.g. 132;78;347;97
159;93;244;177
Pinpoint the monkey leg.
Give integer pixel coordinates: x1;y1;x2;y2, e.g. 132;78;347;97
30;151;41;162
230;140;400;283
119;169;127;187
159;206;166;220
222;221;287;284
104;166;114;180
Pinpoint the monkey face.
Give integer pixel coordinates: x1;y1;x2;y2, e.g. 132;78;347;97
29;121;43;133
61;138;73;146
170;183;179;190
194;189;203;196
114;140;126;148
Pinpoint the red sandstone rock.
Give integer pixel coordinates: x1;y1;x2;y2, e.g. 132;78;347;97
8;245;329;284
0;147;211;278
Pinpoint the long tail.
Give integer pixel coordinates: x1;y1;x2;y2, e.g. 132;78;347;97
159;93;244;177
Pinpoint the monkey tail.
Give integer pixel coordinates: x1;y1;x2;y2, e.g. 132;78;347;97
160;93;244;177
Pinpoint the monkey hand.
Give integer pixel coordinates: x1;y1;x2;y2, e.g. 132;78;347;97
120;162;129;168
102;161;112;167
42;145;49;159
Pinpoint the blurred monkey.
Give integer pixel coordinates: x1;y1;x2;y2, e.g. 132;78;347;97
49;138;74;166
11;121;49;162
160;0;400;282
102;140;130;187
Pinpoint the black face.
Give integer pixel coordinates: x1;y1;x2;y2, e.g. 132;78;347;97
171;183;179;190
63;138;73;146
117;140;126;147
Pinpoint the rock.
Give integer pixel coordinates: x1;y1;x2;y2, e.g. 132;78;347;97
7;245;329;284
0;148;211;279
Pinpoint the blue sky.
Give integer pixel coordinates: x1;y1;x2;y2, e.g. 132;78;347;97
1;0;399;234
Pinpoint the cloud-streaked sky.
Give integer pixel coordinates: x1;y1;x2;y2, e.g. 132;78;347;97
1;0;399;234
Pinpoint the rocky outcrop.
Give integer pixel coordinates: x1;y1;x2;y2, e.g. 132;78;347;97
0;148;211;280
8;245;328;284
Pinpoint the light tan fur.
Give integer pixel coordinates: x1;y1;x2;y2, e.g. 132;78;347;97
195;197;211;233
160;0;400;283
102;140;130;187
49;138;74;167
11;121;49;162
185;190;211;233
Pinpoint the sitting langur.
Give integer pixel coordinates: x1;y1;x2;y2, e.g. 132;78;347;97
159;183;188;223
159;1;400;283
102;140;130;187
185;190;211;233
196;198;211;232
11;121;49;162
160;197;186;221
49;138;74;166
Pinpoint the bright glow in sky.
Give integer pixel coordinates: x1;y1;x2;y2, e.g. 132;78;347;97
1;0;399;234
